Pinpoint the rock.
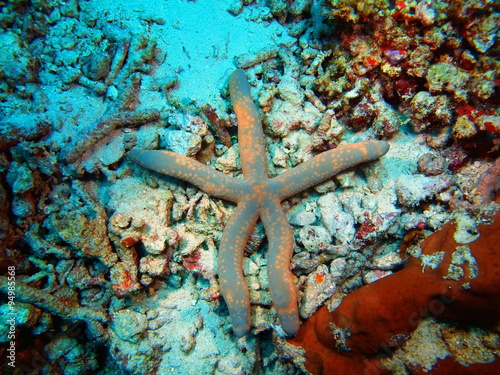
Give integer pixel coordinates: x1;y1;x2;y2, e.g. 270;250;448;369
415;0;436;26
395;175;452;206
6;162;34;194
318;193;356;245
426;63;470;101
299;225;333;253
277;75;304;106
227;0;244;16
44;182;118;267
0;31;38;86
110;262;141;297
452;116;478;139
81;51;112;81
139;255;169;277
372;252;405;270
300;264;336;318
363;270;392;284
454;213;480;244
59;0;79;18
214;144;241;173
44;334;98;374
265;100;320;138
465;12;500;53
330;257;347;278
11;196;35;218
417;153;446;176
44;335;78;361
111;308;148;343
410;91;452;131
160;129;202;157
289;201;317;227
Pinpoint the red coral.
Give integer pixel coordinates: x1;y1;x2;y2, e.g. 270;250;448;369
456;105;499;135
394;77;418;98
203;105;232;148
112;269;135;296
182;251;202;273
447;145;469;172
289;209;500;375
355;221;376;240
456;104;485;122
121;236;138;247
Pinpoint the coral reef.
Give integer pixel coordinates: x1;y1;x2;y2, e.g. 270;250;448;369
1;0;499;373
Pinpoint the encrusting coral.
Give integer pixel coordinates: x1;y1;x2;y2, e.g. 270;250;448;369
129;69;390;337
288;205;500;375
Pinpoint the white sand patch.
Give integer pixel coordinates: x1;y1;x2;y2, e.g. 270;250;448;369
88;0;294;105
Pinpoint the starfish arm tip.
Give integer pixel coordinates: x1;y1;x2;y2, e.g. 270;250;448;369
376;140;390;156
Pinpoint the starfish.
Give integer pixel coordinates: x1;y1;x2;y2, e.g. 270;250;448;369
128;69;390;337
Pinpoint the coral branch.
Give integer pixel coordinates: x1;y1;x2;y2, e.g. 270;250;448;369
61;109;160;163
0;275;108;341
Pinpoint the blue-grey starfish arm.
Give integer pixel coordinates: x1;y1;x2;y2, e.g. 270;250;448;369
261;196;299;335
217;200;259;337
229;68;269;180
128;149;247;203
271;140;390;200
